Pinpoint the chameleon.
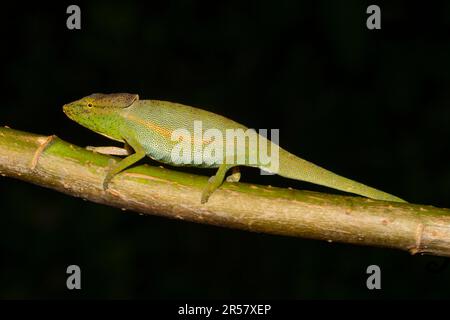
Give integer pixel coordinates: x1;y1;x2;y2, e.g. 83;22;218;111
63;93;406;203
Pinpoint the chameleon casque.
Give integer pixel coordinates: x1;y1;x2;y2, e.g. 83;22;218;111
63;93;406;203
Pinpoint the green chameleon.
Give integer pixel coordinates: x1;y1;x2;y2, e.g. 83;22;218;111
63;93;406;203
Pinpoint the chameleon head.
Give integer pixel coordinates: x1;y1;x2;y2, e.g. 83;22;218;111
63;93;139;141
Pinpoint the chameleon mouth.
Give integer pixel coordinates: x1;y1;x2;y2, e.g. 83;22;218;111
62;104;74;119
62;104;69;113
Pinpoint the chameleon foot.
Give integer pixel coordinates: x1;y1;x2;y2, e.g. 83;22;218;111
201;164;232;203
201;176;218;203
201;187;212;204
102;159;117;190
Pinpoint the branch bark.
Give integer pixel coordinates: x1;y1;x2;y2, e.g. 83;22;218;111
1;126;450;257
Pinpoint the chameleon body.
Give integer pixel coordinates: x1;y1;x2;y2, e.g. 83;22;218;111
63;93;406;203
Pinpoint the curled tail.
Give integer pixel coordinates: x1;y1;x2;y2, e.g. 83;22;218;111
266;149;406;203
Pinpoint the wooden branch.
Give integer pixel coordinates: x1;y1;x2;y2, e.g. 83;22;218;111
1;126;450;257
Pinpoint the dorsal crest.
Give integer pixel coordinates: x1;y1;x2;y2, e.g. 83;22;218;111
87;93;139;108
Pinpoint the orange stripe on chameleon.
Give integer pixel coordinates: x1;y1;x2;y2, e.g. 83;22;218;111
126;114;173;138
126;114;212;145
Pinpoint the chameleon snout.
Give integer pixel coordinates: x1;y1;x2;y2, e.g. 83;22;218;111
62;104;75;119
62;104;69;114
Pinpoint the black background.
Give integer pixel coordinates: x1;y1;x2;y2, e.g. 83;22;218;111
0;1;449;299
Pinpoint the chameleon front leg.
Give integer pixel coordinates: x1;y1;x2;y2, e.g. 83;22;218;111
201;164;235;204
102;136;146;190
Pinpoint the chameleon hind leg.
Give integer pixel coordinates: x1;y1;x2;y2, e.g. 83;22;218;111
201;163;235;204
102;136;146;190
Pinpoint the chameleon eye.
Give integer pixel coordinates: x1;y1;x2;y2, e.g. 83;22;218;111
87;103;93;108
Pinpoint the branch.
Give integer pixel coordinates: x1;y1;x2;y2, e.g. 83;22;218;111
1;126;450;257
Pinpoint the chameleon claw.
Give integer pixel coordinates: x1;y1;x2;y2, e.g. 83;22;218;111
102;177;111;190
201;164;232;204
102;159;117;190
200;192;210;204
201;177;217;203
102;172;114;190
201;183;213;204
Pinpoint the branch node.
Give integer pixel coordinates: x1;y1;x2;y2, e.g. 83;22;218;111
30;135;56;170
410;223;425;255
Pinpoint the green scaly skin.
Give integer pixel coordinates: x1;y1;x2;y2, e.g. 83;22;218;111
63;93;406;204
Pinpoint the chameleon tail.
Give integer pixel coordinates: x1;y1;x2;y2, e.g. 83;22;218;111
268;149;406;203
